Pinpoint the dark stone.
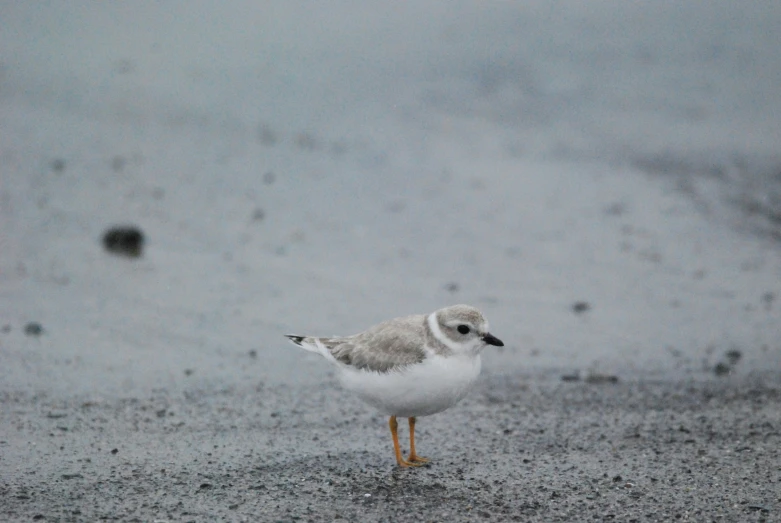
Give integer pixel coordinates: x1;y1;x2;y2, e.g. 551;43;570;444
51;158;66;172
604;202;626;216
294;132;318;151
111;156;126;172
761;291;775;309
111;448;118;454
61;473;83;480
713;362;731;377
24;322;43;336
572;301;591;314
102;226;145;258
725;350;742;365
258;124;278;146
585;374;619;384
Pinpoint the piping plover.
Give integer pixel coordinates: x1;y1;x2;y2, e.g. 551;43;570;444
285;304;504;467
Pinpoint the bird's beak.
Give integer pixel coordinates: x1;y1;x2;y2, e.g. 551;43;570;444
482;333;504;347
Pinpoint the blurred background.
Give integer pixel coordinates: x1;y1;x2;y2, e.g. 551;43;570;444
1;1;780;397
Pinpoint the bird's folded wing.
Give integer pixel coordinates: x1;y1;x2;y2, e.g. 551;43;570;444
324;315;428;373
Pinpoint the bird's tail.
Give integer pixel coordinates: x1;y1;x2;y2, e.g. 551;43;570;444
285;334;306;346
285;334;321;354
285;335;341;366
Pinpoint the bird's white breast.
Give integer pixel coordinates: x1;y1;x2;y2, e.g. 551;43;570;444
338;352;482;417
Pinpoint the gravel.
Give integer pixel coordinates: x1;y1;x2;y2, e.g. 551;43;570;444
2;371;779;522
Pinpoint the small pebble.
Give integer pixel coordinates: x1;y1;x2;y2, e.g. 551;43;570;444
24;322;43;336
51;158;66;172
61;473;83;480
713;362;731;377
258;124;278;146
572;301;591;314
585;373;619;384
761;291;775;309
111;448;118;454
604;202;626;216
111;156;126;172
103;226;145;258
295;132;318;151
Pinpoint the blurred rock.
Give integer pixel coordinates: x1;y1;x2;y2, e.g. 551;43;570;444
257;124;278;146
103;226;145;258
572;301;591;314
713;362;731;376
51;158;66;173
585;373;619;384
24;322;43;336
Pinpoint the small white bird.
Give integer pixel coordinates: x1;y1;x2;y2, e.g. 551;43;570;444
285;304;504;467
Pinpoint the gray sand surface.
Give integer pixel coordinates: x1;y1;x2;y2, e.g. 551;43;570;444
2;369;779;522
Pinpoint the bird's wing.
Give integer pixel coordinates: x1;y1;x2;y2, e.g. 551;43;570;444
321;315;428;373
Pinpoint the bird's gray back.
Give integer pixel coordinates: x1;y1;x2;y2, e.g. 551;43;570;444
323;314;428;373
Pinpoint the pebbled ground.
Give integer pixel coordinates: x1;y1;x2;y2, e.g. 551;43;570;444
2;371;779;522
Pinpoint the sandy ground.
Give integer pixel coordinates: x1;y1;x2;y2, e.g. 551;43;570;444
2;2;781;521
2;368;779;522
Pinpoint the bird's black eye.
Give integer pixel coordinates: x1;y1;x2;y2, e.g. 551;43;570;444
457;325;470;335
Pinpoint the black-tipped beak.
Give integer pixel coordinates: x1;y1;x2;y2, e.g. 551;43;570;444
482;333;504;347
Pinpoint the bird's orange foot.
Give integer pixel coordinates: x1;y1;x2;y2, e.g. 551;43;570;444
396;457;426;468
408;454;430;464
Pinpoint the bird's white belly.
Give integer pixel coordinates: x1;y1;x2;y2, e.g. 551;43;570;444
338;354;482;417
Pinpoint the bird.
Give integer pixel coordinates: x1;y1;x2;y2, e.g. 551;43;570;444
285;304;504;467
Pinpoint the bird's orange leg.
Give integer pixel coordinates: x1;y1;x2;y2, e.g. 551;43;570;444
389;416;413;467
408;416;429;464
